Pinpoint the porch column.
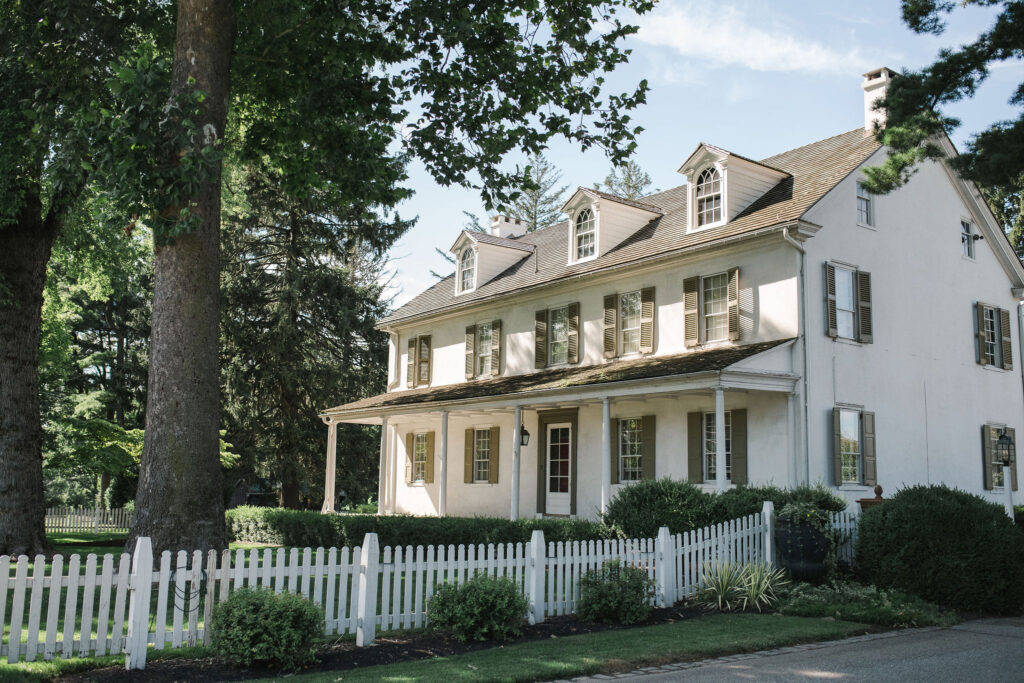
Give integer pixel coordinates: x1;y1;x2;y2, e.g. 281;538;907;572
511;406;522;521
787;393;798;487
377;416;389;514
321;417;338;513
601;398;612;513
439;410;449;517
715;386;727;493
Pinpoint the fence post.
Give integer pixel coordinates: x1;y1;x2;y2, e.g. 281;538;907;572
656;526;676;607
762;501;775;566
355;533;379;647
526;530;546;625
125;537;153;671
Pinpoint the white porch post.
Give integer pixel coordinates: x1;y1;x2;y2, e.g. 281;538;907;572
601;397;612;514
321;417;338;513
388;422;399;514
511;406;522;521
715;386;727;493
377;416;388;514
1004;464;1015;519
439;410;449;517
787;393;798;487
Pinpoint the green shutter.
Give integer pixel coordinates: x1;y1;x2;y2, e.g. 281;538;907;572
603;293;618;358
683;277;699;347
982;424;994;490
728;268;740;341
641;415;656;480
491;319;502;376
489;426;500;484
407;338;417;388
825;263;838;338
687;412;703;482
535;309;547;369
640;287;655;354
832;408;843;486
425;431;435;484
465;325;476;379
465;428;474;484
1001;308;1013;370
405;433;414;484
1007;427;1018;491
977;303;989;366
418;335;432;385
610;418;619;485
856;271;873;344
731;409;747;485
567;303;580;364
862;411;876;486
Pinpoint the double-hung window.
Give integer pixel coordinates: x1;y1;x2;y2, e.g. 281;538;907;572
831;407;876;486
838;409;861;484
834;265;857;340
825;263;872;343
703;411;732;482
412;433;428;482
575;208;596;260
962;220;975;259
619;291;642;355
548;306;569;365
702;273;729;342
618;418;643;482
476;322;492;376
695;168;722;227
856;182;873;226
473;429;491;483
976;303;1012;370
459;248;476;293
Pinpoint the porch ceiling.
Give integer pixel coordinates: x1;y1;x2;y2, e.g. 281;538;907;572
324;338;796;424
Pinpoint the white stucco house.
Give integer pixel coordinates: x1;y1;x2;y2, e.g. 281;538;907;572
321;68;1024;520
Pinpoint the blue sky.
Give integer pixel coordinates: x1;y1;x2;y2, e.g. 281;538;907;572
386;0;1023;306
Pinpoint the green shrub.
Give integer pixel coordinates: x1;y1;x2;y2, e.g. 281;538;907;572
427;574;528;642
718;483;846;520
857;485;1024;614
211;588;323;670
698;562;788;612
777;502;830;532
603;478;723;538
779;582;957;628
577;560;654;624
1015;505;1024;531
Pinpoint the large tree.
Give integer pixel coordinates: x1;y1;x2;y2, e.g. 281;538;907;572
595;160;656;199
510;154;570;232
864;0;1024;194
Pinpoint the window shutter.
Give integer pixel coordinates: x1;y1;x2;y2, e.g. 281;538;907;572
639;287;656;354
567;303;580;364
825;263;838;338
856;271;873;344
727;268;740;341
610;418;619;485
490;319;502;376
641;415;657;480
465;325;476;379
425;431;435;483
418;335;432;385
405;433;413;484
687;412;703;482
464;428;474;484
489;426;500;484
976;303;988;366
407;338;417;388
534;310;547;369
731;409;747;485
683;277;699;347
981;424;994;490
832;408;843;486
1000;308;1013;370
603;293;618;358
862;411;876;486
1007;427;1018;491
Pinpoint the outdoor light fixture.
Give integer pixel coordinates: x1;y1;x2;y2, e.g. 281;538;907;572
996;429;1016;467
519;424;530;447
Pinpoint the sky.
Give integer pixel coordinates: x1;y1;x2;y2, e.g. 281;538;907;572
385;0;1023;307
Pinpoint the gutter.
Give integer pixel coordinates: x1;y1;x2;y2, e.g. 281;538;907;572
782;227;812;484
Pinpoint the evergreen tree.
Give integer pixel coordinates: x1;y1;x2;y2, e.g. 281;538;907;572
596;160;657;199
510;154;570;232
984;179;1024;259
431;211;487;280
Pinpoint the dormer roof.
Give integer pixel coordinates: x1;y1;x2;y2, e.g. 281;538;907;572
449;230;536;254
677;142;790;180
560;187;665;215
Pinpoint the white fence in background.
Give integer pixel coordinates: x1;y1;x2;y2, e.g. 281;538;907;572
2;501;863;670
44;508;132;534
830;510;859;566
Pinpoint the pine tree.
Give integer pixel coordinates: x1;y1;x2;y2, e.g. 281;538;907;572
984;179;1024;260
510;154;569;232
596;160;657;199
431;211;486;279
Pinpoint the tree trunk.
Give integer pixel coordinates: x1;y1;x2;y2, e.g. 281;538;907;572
0;193;58;556
127;0;235;555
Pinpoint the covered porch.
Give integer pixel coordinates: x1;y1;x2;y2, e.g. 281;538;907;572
321;339;799;520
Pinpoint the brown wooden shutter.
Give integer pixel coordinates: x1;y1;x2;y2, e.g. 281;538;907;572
727;268;740;341
687;412;703;482
641;415;657;480
405;433;414;484
609;418;619;485
490;319;502;376
489;426;500;484
1000;308;1013;370
407;338;417;388
832;408;843;486
639;287;655;354
418;335;432;385
731;409;747;485
534;309;547;369
683;277;700;347
464;428;475;484
603;293;618;358
567;303;580;364
982;424;994;490
976;303;989;366
825;263;838;338
465;325;476;379
425;431;435;483
1007;427;1018;491
862;411;876;486
856;271;873;344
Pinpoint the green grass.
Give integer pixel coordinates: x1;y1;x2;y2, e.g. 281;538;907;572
0;645;215;682
253;613;875;682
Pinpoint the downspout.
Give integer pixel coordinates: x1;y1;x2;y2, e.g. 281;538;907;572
782;228;811;484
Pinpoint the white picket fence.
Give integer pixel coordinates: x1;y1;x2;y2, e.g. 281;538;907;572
830;510;859;566
2;501;863;670
44;508;132;534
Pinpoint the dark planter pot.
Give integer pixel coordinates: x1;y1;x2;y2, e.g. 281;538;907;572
775;519;829;582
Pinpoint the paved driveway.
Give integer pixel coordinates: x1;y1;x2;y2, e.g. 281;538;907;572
588;618;1024;682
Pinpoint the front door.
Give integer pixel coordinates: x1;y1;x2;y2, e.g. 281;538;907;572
546;423;572;515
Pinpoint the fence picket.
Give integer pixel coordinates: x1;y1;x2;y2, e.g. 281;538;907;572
43;555;63;660
61;554;80;659
94;554;114;657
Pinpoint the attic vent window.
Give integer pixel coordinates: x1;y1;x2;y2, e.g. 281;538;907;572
696;168;722;227
575;208;596;260
459;248;476;293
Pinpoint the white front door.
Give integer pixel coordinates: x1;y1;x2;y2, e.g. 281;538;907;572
546;423;572;515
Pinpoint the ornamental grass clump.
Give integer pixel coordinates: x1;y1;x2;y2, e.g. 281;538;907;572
427;574;528;642
697;562;788;612
577;559;655;624
211;588;323;671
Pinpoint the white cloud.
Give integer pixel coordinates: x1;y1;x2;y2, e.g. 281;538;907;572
635;1;866;75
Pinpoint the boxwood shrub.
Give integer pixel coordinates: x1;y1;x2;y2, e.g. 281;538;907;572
857;485;1024;614
226;506;612;548
427;574;528;642
211;588;323;670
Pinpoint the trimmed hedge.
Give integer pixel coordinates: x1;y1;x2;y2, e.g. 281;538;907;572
226;506;611;548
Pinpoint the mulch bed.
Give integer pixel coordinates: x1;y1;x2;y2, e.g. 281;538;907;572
60;604;708;682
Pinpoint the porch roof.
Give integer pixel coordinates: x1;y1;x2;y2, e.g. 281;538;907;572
323;338;795;422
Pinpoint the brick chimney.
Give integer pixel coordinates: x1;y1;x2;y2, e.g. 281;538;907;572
862;67;895;131
490;215;526;239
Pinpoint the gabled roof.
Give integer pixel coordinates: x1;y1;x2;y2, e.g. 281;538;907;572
560;186;665;214
450;230;536;254
382;127;881;326
677;142;791;178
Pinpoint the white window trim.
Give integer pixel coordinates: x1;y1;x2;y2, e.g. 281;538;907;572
472;428;491;484
833;263;858;342
856;180;874;228
701;272;730;344
570;206;599;264
701;410;732;483
412;432;428;484
618;290;642;357
457;247;477;295
475;321;492;378
837;407;863;485
689;165;727;233
547;305;570;367
618;416;644;482
961;217;976;261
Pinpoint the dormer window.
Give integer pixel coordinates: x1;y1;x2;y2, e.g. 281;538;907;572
459;248;476;293
695;168;722;227
574;208;596;260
